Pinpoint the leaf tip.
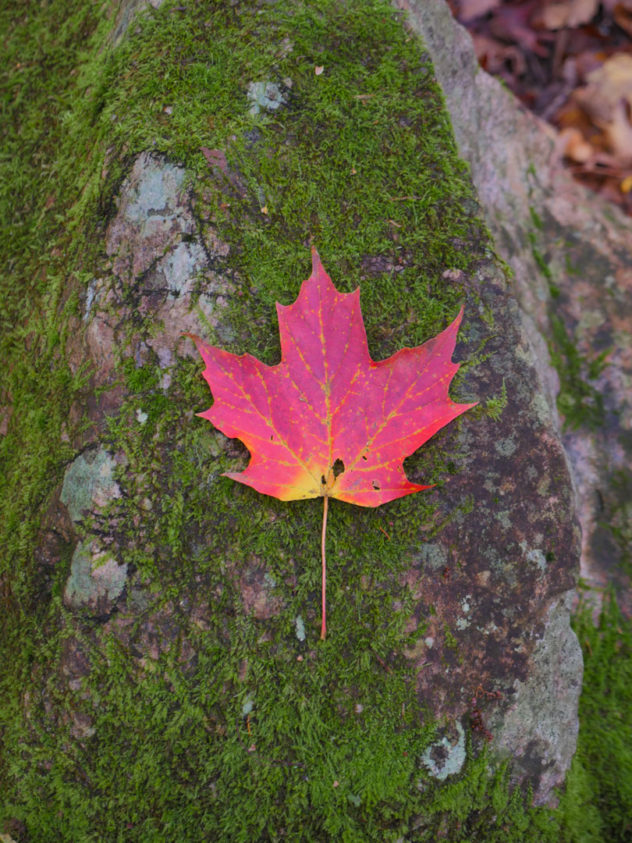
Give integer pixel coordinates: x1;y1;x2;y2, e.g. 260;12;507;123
452;305;465;328
183;331;203;349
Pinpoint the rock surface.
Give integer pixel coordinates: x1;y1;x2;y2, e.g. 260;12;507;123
396;0;632;619
61;447;120;523
393;0;632;799
64;542;128;613
398;263;581;805
65;156;579;804
3;0;592;829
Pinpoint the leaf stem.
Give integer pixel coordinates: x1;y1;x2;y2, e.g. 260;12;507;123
320;494;329;640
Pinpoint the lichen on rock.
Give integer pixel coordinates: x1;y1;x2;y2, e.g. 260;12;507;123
246;80;289;116
61;447;120;523
64;541;128;614
421;721;466;781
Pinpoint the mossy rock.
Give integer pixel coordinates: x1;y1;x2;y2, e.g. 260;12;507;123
1;0;583;839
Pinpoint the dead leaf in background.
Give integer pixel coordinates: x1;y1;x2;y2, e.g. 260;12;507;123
605;99;632;159
572;55;632;157
620;173;632;191
602;0;632;12
459;0;501;21
614;3;632;37
453;0;632;213
537;0;598;29
490;2;553;56
472;33;526;75
577;54;632;122
558;126;594;162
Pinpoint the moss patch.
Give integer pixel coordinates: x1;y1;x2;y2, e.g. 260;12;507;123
559;594;632;842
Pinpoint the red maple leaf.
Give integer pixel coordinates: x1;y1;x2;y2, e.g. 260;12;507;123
189;249;475;637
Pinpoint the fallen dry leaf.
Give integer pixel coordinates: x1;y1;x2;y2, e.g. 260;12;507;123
490;3;553;57
459;0;501;22
570;55;632;159
579;54;632;123
605;99;632;159
472;32;526;76
558;126;594;162
620;173;632;192
537;0;598;30
454;0;632;214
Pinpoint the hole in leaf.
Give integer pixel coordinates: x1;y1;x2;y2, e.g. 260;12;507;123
372;480;380;490
333;458;345;478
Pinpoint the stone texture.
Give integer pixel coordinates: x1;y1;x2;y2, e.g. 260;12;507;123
421;721;466;781
68;150;235;433
394;0;632;619
70;147;581;805
387;0;632;801
399;261;581;804
488;592;583;804
105;152;190;282
97;151;233;377
59;447;128;616
246;80;289;116
60;447;120;523
64;541;128;614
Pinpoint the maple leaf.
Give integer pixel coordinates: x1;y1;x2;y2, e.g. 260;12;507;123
189;249;475;637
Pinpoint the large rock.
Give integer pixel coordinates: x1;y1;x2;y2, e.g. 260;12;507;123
2;0;588;832
67;143;578;803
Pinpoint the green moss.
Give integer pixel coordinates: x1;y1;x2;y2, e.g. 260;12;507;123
559;594;632;842
549;314;608;431
526;223;607;431
0;0;623;839
529;207;544;231
485;379;508;421
605;470;632;579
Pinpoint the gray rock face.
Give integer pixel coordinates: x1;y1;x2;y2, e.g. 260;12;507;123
61;151;237;617
421;721;466;781
394;0;632;620
246;81;288;116
399;267;581;805
79;150;233;401
395;0;585;803
488;592;583;803
106;152;190;282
